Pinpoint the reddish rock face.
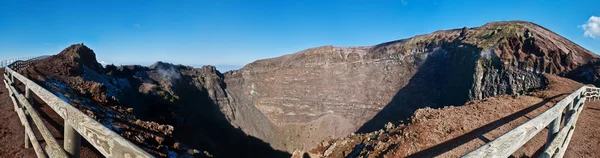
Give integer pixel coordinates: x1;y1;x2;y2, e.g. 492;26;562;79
224;21;598;135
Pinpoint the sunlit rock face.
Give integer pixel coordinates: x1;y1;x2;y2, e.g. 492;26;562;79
224;21;598;137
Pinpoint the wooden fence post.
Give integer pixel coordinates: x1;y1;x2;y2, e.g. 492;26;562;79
546;115;561;149
566;101;573;126
581;95;586;109
25;86;33;104
24;130;30;148
24;86;32;149
64;122;81;158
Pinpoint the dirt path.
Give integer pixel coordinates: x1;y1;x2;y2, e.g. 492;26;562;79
0;68;102;158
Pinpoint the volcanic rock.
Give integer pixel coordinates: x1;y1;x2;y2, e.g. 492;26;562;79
224;21;598;138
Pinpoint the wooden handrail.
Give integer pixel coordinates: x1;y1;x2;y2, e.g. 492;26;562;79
4;79;46;158
463;86;599;158
6;80;68;157
0;56;46;68
3;58;153;158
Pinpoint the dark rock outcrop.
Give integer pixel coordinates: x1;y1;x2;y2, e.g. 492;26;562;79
102;62;290;157
566;59;600;85
18;45;289;157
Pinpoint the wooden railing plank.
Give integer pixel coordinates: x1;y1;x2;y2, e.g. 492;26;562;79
555;98;586;158
546;114;561;149
541;98;585;158
4;79;18;112
8;84;68;158
5;79;46;158
15;104;46;158
6;68;153;158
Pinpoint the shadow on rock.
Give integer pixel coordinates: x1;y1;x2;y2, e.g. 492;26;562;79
108;63;291;157
357;40;481;133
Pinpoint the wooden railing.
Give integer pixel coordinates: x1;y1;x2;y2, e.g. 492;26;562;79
0;56;48;68
3;58;154;158
463;85;600;158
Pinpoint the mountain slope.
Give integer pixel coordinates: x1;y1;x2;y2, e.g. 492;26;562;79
224;21;598;141
15;20;598;157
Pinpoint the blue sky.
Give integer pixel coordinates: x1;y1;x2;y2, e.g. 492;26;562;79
1;0;599;71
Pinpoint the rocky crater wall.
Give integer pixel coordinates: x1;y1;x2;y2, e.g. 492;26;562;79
16;21;599;156
223;21;595;151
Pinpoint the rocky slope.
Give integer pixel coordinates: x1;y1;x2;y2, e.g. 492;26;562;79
14;20;599;157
